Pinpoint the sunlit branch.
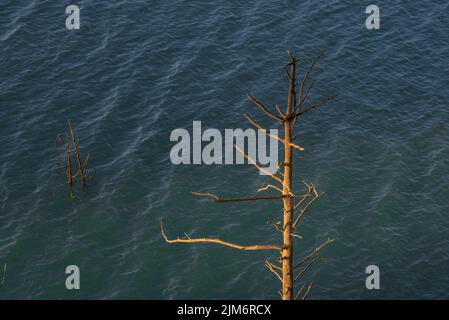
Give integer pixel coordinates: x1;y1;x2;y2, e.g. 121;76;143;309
243;114;304;151
294;256;322;282
292;191;323;229
247;94;284;122
293;183;315;212
191;191;220;201
295;283;306;300
234;145;283;183
294;95;337;119
265;261;283;283
294;239;335;270
301;50;324;93
302;282;314;300
192;191;287;203
275;105;285;118
267;220;283;232
257;184;284;194
298;79;315;108
161;221;282;251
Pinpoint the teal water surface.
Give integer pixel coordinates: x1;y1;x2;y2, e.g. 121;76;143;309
0;0;449;299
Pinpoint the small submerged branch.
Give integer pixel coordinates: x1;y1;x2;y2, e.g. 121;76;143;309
56;120;93;189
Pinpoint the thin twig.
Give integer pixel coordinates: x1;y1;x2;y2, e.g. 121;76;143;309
295;95;337;118
214;195;287;203
295;283;306;300
247;94;284;122
192;191;287;203
68;120;86;185
265;261;283;283
294;239;335;270
302;50;324;93
66;137;73;185
275;105;285;118
293;183;315;212
258;184;284;194
234;145;283;183
298;79;315;107
295;50;324;119
191;192;220;201
294;256;322;282
292;233;303;239
302;282;314;300
292;191;323;229
243;114;304;151
267;220;283;232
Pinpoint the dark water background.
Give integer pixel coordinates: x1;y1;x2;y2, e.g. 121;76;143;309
0;0;448;299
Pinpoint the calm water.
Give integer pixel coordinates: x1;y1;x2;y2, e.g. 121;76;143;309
0;1;448;299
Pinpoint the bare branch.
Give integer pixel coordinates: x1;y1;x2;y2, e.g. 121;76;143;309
161;220;282;251
302;50;324;91
274;163;285;177
295;50;324;120
82;153;91;171
295;79;303;115
287;50;299;64
215;195;287;203
298;79;315;108
234;145;283;183
191;191;220;201
295;95;337;118
302;282;314;300
265;261;283;283
275;105;285;118
294;256;322;282
192;191;287;203
293;183;315;212
247;94;284;122
292;233;303;240
294;239;335;270
283;66;291;81
267;220;283;233
286;56;298;116
258;184;284;194
292;190;323;229
295;283;306;300
65;134;73;185
243;114;304;151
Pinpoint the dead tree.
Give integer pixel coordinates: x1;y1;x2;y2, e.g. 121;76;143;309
162;51;336;300
56;120;92;188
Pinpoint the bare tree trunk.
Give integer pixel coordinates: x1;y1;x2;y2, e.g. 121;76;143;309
281;57;296;300
281;119;294;299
